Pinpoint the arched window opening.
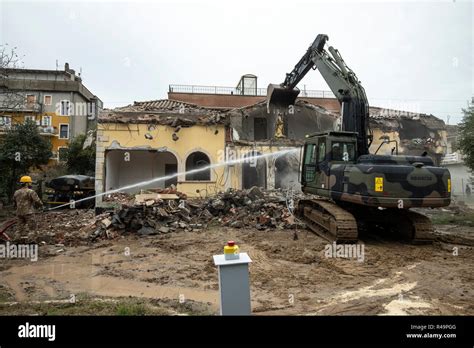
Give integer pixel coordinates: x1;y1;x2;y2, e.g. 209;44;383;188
185;151;211;181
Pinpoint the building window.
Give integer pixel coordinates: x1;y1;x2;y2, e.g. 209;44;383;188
42;115;52;126
303;144;317;183
331;142;355;162
44;95;52;105
58;147;68;162
60;100;71;116
254;117;267;140
24;115;36;123
185;151;211;181
59;124;69;139
317;140;326;162
26;94;36;105
0;116;12;127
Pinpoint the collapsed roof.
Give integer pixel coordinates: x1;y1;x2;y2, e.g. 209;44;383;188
99;99;447;134
226;99;338;144
369;106;446;131
99;99;230;126
225;99;338;118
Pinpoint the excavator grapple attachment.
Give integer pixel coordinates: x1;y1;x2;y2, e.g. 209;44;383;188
266;83;300;111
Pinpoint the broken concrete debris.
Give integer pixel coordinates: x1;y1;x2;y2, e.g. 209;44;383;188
90;187;305;241
103;192;135;205
5;210;96;246
2;187;305;245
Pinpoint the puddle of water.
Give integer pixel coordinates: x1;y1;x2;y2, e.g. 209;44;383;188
3;252;219;307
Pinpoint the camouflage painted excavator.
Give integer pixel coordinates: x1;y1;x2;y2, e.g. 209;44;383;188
267;34;451;243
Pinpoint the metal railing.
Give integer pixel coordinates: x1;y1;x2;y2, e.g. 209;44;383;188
169;84;335;98
441;152;464;164
39;126;57;135
0;124;57;135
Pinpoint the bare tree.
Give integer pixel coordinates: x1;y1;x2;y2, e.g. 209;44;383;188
0;44;26;113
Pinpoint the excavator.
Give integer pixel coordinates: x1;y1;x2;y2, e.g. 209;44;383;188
267;34;451;243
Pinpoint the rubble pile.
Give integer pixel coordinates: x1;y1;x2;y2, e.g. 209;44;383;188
103;192;135;205
7;210;96;246
102;187;187;205
91;187;305;241
198;187;303;230
2;187;306;245
144;186;187;200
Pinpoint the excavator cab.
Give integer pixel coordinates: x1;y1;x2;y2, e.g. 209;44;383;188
301;132;357;194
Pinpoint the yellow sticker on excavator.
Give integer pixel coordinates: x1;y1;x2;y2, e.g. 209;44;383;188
375;177;384;192
447;179;451;193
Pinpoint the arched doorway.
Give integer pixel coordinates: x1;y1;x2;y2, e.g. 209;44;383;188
105;150;178;193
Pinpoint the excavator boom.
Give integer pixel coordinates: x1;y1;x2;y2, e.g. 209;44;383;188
267;34;371;156
267;34;328;109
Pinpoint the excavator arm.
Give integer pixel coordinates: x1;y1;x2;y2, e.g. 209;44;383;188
267;34;372;156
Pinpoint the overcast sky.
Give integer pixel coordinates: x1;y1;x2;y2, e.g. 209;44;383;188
0;0;472;124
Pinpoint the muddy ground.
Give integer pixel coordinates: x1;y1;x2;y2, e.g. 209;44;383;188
0;220;472;315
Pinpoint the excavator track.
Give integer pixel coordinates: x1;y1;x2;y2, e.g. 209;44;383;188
355;208;434;244
297;199;434;244
298;199;358;243
398;210;434;244
355;208;435;244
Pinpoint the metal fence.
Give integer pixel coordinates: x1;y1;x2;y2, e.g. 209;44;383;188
169;84;335;98
441;152;463;164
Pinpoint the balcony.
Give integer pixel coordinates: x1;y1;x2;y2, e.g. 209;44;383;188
168;84;336;98
0;100;42;113
441;152;464;165
0;124;11;134
0;124;58;136
38;126;57;136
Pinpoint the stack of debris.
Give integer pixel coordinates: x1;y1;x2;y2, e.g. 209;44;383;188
142;186;187;200
103;192;135;205
198;187;302;230
91;187;305;241
7;210;96;246
1;187;307;246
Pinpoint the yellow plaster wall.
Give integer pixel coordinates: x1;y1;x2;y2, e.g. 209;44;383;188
98;123;226;197
369;129;401;155
369;128;447;156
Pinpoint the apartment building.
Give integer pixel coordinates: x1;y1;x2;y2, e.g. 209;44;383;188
0;63;102;162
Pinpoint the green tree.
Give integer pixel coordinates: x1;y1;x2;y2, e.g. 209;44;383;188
0;44;25;112
0;120;52;201
65;133;96;176
459;104;474;171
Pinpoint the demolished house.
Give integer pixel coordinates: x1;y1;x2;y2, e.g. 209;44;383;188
94;99;337;206
369;107;447;164
95;100;230;205
226;100;337;191
95;98;448;206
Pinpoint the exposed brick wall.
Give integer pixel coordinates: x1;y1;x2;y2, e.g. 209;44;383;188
168;92;341;114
